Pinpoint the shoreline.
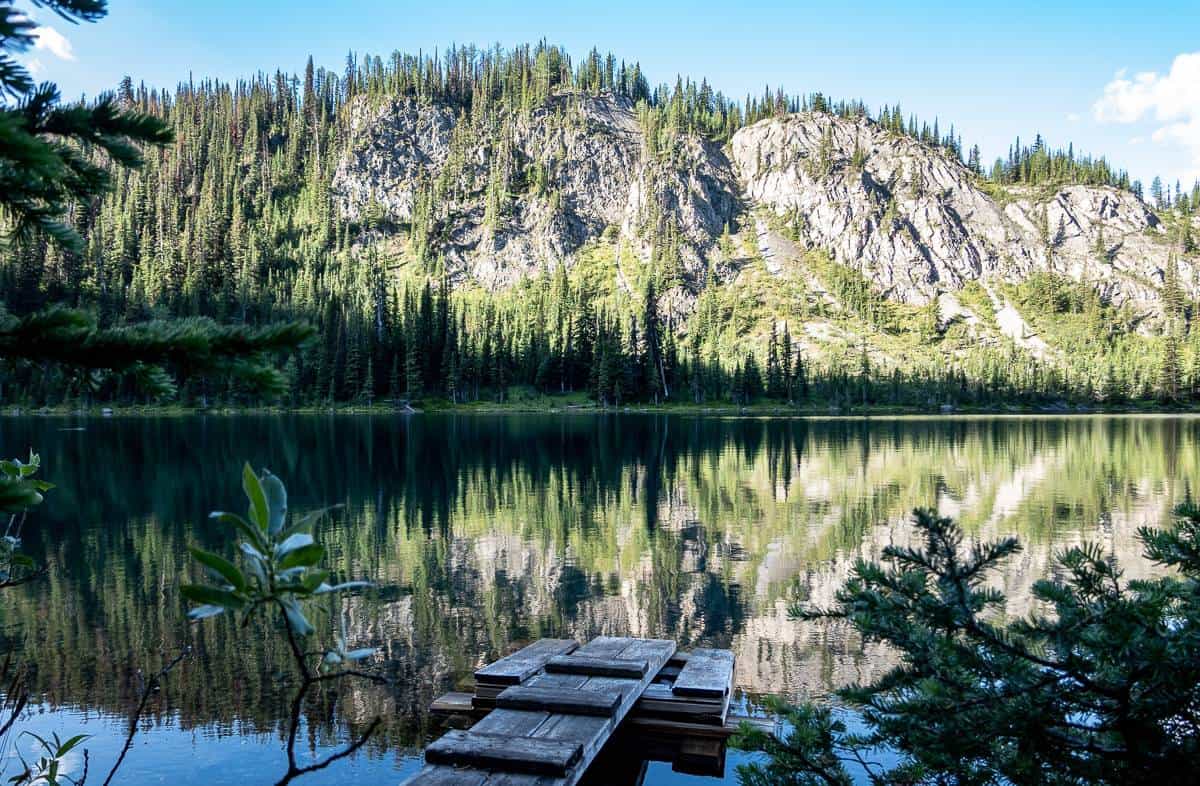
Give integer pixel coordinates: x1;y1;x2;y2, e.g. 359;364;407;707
5;400;1200;419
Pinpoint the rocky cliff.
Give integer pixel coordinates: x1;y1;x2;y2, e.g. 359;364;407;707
333;90;1194;317
333;93;738;288
730;112;1190;314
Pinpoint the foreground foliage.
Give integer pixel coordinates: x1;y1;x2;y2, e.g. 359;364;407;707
0;0;311;402
739;507;1200;786
0;451;51;587
0;0;173;250
1;452;186;786
183;463;383;785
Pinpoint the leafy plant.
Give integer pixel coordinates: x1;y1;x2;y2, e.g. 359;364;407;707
738;506;1200;786
0;453;188;786
9;731;90;786
0;451;53;588
183;463;383;786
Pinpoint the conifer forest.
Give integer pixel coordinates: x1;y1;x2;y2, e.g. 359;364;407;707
3;43;1200;410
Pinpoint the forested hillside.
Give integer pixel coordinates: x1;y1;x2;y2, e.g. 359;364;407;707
3;43;1200;410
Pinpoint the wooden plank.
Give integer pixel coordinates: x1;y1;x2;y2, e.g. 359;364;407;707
532;639;675;776
486;775;558;786
476;639;579;686
571;636;635;659
671;648;734;699
409;637;677;786
545;654;648;679
497;685;624;717
403;768;489;786
425;730;583;776
430;691;474;714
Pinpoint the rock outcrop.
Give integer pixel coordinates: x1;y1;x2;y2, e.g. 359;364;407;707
332;93;738;288
334;91;1194;317
729;113;1191;314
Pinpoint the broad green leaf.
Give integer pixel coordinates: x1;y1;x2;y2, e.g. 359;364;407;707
0;477;42;512
278;543;325;570
280;598;313;636
281;505;343;538
53;735;89;757
181;584;246;610
261;469;288;535
238;541;266;562
315;580;371;594
275;532;314;560
189;547;246;591
242;550;267;587
210;511;267;552
187;604;227;620
299;569;330;593
242;462;269;532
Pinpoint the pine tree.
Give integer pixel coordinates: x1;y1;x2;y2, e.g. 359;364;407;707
388;355;401;405
1161;332;1182;403
362;356;375;405
780;324;794;403
404;338;422;402
641;280;666;402
742;352;762;403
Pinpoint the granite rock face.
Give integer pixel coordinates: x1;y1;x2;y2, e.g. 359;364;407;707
729;112;1188;314
334;93;1190;315
332;93;738;288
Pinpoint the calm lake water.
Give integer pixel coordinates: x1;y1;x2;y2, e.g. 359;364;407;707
1;413;1197;784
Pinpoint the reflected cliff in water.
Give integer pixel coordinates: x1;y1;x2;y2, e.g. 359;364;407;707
0;414;1196;781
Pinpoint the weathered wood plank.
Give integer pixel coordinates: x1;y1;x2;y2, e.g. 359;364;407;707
497;685;624;717
476;639;579;686
430;691;474;714
544;654;648;679
408;637;677;786
671;648;734;699
403;768;490;786
403;768;487;786
636;688;727;723
425;730;583;776
573;636;639;658
485;774;558;786
470;707;552;737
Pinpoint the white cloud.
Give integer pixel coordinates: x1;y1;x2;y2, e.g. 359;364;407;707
1093;52;1200;180
31;25;75;61
25;57;43;76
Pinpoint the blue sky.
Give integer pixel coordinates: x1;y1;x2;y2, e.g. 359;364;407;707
19;0;1200;187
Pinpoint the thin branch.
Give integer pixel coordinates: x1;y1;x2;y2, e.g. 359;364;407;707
272;596;384;786
0;565;48;591
274;717;381;786
312;669;387;685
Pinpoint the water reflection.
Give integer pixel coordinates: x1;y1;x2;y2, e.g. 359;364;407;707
0;414;1196;784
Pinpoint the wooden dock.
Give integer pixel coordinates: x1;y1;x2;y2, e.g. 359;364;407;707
410;637;741;785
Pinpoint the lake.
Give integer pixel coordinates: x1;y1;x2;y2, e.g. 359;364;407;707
1;413;1197;784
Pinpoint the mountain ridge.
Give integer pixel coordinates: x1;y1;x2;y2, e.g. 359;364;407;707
6;43;1200;408
331;89;1194;323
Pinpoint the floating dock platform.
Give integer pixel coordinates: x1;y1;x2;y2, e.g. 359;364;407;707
411;636;749;785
